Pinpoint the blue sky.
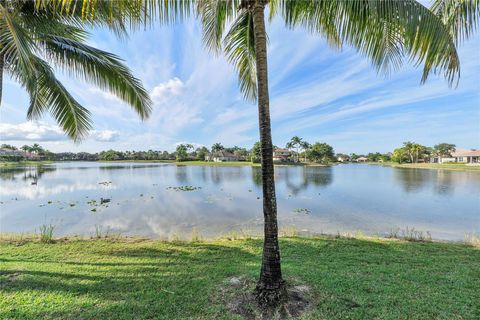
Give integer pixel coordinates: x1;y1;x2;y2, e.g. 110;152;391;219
1;10;479;154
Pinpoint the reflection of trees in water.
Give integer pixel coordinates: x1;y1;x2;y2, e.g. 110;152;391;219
196;166;247;185
251;166;333;194
175;166;189;184
433;170;454;195
284;167;333;195
394;168;430;193
393;168;455;195
252;167;262;186
0;166;56;181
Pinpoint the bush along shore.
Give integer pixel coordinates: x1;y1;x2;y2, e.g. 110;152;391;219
1;235;479;320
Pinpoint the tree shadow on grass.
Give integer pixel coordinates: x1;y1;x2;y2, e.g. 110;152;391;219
1;238;478;319
1;241;260;319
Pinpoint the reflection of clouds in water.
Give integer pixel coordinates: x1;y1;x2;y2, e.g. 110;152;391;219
0;183;113;199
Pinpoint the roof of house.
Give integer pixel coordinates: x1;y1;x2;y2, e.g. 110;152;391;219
0;149;24;156
274;148;291;153
451;149;480;157
357;156;368;160
213;150;236;158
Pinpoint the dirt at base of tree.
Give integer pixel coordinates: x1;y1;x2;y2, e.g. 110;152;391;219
216;276;313;320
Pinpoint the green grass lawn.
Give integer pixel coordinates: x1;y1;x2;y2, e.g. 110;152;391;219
370;162;480;172
1;237;478;319
0;161;53;167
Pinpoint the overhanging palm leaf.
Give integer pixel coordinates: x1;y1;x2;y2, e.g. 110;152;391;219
0;1;151;141
42;36;150;119
278;0;459;85
432;0;480;43
223;10;257;101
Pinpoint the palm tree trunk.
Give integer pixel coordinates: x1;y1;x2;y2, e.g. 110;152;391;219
0;52;4;106
252;0;285;304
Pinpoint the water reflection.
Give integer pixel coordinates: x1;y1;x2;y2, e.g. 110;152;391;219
0;162;478;240
392;168;473;196
0;165;56;181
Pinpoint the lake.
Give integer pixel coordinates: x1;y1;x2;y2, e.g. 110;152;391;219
0;162;479;240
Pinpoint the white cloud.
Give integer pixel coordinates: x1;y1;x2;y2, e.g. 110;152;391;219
0;121;121;144
90;130;120;142
0;121;66;141
151;77;185;103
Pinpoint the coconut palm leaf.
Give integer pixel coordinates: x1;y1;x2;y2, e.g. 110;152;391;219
1;0;152;140
41;36;151;119
223;10;257;101
431;0;480;43
277;0;459;85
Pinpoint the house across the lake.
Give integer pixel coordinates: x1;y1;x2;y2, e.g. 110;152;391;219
205;151;243;162
273;148;292;162
0;148;25;161
431;149;480;164
356;156;368;163
337;155;350;162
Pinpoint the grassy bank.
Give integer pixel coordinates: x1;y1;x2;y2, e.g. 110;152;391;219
0;161;53;167
370;162;480;172
1;237;478;319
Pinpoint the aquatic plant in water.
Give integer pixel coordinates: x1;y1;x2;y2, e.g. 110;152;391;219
293;208;311;215
166;186;202;192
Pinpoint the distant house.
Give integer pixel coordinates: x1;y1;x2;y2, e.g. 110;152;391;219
356;156;368;163
431;149;480;164
273;148;292;162
206;150;242;162
0;148;25;161
337;155;350;162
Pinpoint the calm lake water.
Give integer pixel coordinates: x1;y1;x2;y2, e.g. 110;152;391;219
0;162;479;240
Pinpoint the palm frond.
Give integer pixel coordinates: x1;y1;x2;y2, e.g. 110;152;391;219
197;0;239;53
278;0;460;86
431;0;480;44
34;0;194;27
0;4;36;77
41;36;152;119
223;10;257;101
11;56;92;141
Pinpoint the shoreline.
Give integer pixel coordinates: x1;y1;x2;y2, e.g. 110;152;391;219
366;161;480;172
2;160;478;171
1;230;477;247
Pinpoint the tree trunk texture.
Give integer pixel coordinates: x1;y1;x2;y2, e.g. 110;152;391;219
0;52;4;106
251;0;285;305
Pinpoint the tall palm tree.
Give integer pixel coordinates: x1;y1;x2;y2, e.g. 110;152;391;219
0;0;151;140
196;0;460;303
40;0;461;304
286;136;303;162
300;141;311;163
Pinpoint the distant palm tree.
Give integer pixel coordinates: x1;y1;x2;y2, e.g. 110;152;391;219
300;141;311;163
286;136;303;162
0;1;152;140
40;0;461;304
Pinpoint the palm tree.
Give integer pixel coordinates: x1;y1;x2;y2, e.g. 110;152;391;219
0;1;151;140
198;0;460;303
40;0;461;305
300;141;311;163
286;136;302;162
211;142;224;152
